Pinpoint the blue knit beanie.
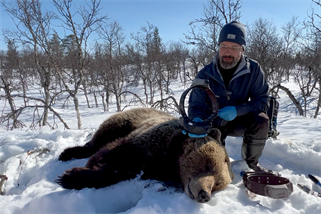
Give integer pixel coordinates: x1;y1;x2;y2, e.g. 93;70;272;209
218;21;246;46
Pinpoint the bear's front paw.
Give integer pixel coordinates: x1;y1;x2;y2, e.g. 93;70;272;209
54;167;89;189
58;148;76;161
58;146;92;161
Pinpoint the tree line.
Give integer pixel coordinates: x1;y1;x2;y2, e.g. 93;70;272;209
0;0;320;131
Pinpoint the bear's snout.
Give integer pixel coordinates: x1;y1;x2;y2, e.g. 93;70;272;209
198;190;211;203
186;175;214;203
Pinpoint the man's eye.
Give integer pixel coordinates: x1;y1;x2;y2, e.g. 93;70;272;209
219;46;240;51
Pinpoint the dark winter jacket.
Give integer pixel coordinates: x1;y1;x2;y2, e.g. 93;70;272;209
188;53;269;127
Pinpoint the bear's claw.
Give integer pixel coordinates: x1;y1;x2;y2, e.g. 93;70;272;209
54;168;87;189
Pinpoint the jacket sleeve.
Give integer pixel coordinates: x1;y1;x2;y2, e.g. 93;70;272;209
235;62;269;116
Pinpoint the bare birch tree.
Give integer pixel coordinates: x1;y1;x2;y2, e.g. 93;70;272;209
246;18;283;84
300;0;321;118
280;16;301;81
184;0;242;52
97;21;127;112
51;0;107;128
1;0;70;128
131;23;159;105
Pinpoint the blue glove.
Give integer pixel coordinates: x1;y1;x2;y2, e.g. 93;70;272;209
218;106;237;121
182;117;207;138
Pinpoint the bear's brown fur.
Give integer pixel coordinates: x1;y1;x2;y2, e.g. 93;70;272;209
55;108;234;203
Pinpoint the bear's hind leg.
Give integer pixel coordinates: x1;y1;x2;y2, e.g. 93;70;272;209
58;114;137;161
84;117;136;151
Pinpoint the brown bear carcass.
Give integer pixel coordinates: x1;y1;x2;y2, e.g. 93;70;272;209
55;108;234;203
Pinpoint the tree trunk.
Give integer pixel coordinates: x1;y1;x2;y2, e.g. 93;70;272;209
100;92;106;111
82;80;91;108
19;72;28;106
0;76;18;128
314;79;321;119
93;90;98;108
42;87;50;126
115;94;121;112
278;85;304;116
149;80;154;105
105;90;110;112
142;79;148;104
73;96;82;129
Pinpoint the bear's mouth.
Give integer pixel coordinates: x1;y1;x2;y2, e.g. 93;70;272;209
187;182;195;200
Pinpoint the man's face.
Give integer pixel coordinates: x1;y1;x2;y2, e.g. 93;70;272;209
219;41;244;69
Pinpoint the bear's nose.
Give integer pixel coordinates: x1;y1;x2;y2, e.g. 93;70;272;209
197;190;211;203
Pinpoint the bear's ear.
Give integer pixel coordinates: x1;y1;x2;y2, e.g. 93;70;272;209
207;128;222;144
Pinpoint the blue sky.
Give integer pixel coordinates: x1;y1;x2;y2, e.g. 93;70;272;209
0;0;318;50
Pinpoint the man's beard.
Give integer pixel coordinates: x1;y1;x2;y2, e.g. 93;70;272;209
220;55;238;69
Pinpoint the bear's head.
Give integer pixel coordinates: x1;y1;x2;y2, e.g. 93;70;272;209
178;128;234;203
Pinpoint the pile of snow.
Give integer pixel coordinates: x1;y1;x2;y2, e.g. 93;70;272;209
0;78;320;214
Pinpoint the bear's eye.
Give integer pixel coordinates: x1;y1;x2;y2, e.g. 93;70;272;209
186;148;193;155
206;160;215;172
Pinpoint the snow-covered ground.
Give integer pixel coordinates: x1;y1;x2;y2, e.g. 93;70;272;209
0;77;320;214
